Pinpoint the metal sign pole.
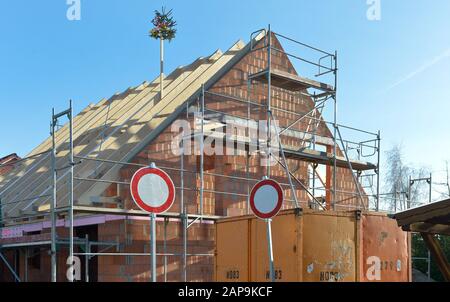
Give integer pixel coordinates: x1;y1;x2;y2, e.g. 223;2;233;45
146;162;158;283
266;218;275;282
250;178;282;282
131;162;175;283
150;212;157;282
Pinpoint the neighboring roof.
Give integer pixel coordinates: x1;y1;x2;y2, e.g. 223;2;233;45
0;33;264;220
0;153;20;176
391;198;450;235
0;153;20;165
392;198;450;282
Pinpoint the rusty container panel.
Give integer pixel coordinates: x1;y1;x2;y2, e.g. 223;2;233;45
215;210;410;282
361;213;411;282
302;212;357;282
251;212;301;282
215;218;250;281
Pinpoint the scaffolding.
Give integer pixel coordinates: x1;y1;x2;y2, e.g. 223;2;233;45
409;175;433;281
0;26;381;282
378;174;433;280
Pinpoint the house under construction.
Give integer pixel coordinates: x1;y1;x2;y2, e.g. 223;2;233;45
0;28;408;282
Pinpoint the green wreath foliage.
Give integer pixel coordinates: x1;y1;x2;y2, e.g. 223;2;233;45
149;7;177;41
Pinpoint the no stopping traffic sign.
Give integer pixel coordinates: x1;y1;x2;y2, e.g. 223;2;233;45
250;179;283;219
130;166;176;214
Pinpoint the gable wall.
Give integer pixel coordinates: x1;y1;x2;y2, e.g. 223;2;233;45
112;34;367;216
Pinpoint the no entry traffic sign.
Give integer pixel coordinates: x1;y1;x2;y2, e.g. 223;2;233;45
130;166;176;214
250;179;283;219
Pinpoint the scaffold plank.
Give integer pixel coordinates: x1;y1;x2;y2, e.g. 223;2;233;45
249;68;335;92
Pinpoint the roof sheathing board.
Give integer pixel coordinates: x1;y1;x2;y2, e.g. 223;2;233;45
0;102;99;188
1;58;211;217
0;84;152;207
0;97;116;188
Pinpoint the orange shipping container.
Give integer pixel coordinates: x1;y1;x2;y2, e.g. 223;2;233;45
215;209;411;282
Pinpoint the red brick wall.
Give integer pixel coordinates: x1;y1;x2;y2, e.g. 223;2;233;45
97;219;214;282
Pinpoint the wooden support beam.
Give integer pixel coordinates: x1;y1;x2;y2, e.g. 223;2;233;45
421;233;450;282
36;203;50;212
408;223;450;236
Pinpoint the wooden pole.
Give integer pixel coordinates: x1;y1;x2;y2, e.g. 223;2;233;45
160;37;164;100
421;233;450;282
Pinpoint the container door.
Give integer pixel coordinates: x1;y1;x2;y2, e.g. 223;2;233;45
302;213;357;282
215;219;250;282
251;213;300;282
361;214;410;282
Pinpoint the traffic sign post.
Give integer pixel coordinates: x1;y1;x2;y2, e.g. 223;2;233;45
249;178;283;282
150;212;156;283
130;162;176;282
266;218;275;282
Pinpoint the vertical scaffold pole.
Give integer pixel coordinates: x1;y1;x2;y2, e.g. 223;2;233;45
200;84;205;218
267;24;272;178
429;173;432;204
427;173;432;280
183;208;188;282
180;130;185;216
180;135;187;282
376;131;381;211
408;176;412;210
332;51;338;210
51;108;57;282
181;105;187;282
69;99;74;282
246;78;251;215
85;234;89;282
163;217;168;282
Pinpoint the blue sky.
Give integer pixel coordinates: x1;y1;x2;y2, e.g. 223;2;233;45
1;0;449;194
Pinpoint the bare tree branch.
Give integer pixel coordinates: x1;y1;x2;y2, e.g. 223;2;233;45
383;144;430;212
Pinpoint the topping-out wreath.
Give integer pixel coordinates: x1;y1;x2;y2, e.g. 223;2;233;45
149;7;177;41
